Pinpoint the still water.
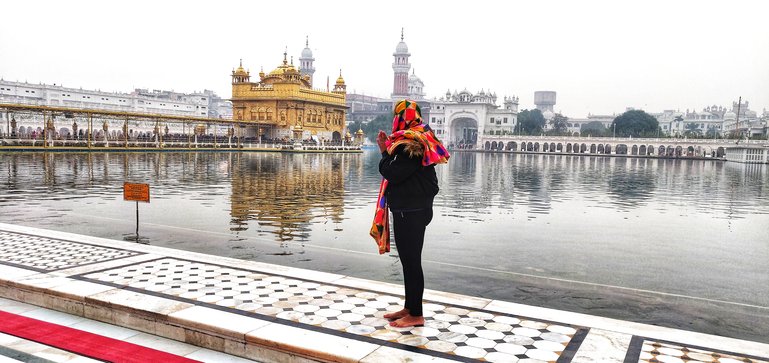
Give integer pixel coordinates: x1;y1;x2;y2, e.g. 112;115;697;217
1;151;768;339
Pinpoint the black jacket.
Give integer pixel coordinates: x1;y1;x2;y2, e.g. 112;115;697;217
379;143;439;211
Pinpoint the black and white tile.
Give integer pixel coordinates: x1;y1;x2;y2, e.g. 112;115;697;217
82;257;588;362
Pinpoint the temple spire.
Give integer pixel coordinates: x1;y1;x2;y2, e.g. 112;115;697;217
401;27;404;41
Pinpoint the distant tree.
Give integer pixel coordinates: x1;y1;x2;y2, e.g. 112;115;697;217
705;126;720;139
684;122;702;138
516;109;546;135
610;110;660;137
360;114;391;142
547;113;569;135
580;121;607;136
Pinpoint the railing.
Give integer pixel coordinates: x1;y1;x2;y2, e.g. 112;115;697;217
0;136;362;151
480;134;767;145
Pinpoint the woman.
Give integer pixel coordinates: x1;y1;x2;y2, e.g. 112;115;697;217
370;99;450;328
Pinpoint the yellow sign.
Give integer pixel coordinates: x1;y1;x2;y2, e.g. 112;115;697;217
124;183;150;203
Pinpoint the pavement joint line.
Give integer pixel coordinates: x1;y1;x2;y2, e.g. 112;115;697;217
56;214;769;311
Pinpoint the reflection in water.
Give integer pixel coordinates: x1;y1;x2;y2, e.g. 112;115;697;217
1;151;767;243
1;151;768;303
229;153;347;243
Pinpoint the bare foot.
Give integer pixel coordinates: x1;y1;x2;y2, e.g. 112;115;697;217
384;308;409;320
389;315;424;328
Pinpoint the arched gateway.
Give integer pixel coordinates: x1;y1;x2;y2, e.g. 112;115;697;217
449;117;479;148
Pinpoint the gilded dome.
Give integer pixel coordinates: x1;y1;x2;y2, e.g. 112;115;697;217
233;59;248;75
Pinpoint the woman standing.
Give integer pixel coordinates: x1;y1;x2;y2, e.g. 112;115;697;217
370;99;450;328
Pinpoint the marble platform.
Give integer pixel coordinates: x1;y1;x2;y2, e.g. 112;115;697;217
0;223;767;363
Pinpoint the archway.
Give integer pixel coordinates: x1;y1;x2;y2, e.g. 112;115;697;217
550;143;556;152
605;144;612;154
616;144;628;155
639;145;646;155
580;144;587;153
631;145;639;155
450;117;479;147
332;131;342;141
507;141;516;151
484;141;491;150
557;143;563;152
534;142;540;152
658;145;666;156
566;143;573;153
590;144;597;153
716;147;725;157
543;143;549;152
491;141;498;150
597;144;604;154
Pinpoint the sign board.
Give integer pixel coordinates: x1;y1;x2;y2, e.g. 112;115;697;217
123;183;150;203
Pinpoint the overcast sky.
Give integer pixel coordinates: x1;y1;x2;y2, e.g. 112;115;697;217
1;0;767;117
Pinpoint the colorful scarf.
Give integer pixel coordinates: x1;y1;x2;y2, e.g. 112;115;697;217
370;99;450;254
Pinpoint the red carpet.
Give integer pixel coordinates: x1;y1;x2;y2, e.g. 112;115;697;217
0;310;202;363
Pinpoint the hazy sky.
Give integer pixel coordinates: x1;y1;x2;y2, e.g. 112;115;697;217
1;0;767;117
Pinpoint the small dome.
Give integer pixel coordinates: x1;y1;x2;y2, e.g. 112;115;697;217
408;73;421;82
336;73;345;84
724;111;737;120
301;46;313;58
233;59;248;75
543;110;555;120
355;128;364;135
395;41;409;54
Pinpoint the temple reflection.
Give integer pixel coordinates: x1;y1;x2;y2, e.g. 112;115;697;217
229;153;346;243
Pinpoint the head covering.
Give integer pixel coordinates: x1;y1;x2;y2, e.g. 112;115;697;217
370;99;450;254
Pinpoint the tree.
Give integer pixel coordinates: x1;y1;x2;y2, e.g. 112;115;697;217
684;122;702;138
705;126;720;139
580;121;607;136
547;113;569;135
610;110;660;137
353;114;391;142
516;109;546;135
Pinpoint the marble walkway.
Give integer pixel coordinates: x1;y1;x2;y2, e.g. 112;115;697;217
0;223;766;363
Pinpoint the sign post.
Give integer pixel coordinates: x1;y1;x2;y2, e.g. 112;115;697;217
123;183;150;241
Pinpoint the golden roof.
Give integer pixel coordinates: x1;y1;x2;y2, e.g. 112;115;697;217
336;70;345;84
234;59;249;75
355;128;364;135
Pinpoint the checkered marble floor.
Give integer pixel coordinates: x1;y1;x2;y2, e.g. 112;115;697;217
626;337;769;363
1;226;768;363
0;231;142;272
78;257;587;362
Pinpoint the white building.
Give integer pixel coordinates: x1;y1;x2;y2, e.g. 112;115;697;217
0;79;231;119
427;89;519;148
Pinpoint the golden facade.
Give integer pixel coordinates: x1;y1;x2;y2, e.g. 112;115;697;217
231;53;347;142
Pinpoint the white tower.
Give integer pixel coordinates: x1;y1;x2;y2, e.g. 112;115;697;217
299;36;315;87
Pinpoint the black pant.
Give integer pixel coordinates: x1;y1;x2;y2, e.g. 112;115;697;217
392;208;433;317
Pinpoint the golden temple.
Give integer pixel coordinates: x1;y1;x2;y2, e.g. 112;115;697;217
231;52;348;143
